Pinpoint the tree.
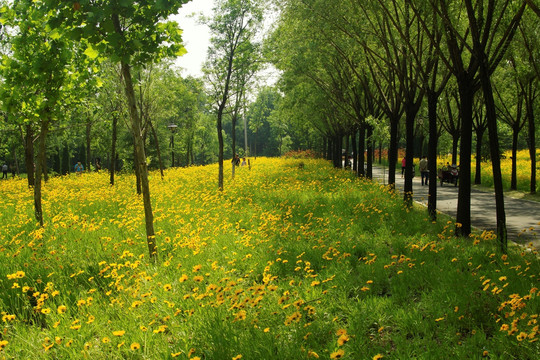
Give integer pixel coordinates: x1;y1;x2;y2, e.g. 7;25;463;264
203;0;263;191
0;0;90;226
46;0;191;261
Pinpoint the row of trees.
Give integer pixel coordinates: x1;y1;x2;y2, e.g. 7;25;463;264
268;0;539;252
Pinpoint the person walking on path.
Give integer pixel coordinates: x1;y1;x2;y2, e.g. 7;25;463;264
401;157;406;178
1;164;8;179
419;155;428;186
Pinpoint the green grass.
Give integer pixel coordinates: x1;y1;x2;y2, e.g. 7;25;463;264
0;157;538;359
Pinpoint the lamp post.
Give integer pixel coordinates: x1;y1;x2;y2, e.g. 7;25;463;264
167;123;178;167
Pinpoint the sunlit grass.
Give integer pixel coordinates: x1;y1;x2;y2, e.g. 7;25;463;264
0;157;538;359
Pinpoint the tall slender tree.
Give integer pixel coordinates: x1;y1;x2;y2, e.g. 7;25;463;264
203;0;263;191
46;0;191;261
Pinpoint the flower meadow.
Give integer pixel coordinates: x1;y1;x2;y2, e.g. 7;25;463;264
0;158;538;359
437;149;540;194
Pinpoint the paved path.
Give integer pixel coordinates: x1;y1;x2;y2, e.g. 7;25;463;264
367;166;540;250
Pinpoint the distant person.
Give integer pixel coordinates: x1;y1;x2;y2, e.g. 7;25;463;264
95;157;102;171
419;155;428;186
241;157;247;167
10;164;15;178
1;164;8;179
232;154;240;167
74;161;84;175
401;157;406;178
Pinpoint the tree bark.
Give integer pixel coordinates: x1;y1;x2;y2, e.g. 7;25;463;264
24;124;35;187
34;119;49;227
351;129;357;172
217;112;224;191
86;120;91;171
427;91;439;220
510;124;519;190
358;124;365;177
480;64;507;253
366;125;373;179
404;106;417;206
526;85;536;194
474;127;486;185
122;60;156;260
110;114;118;186
456;80;474;237
388;115;399;187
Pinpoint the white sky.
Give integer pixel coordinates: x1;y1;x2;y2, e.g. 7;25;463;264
173;0;215;78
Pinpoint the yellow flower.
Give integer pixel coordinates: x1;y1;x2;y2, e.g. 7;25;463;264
2;314;16;322
102;337;111;344
57;305;67;314
330;349;345;359
0;340;8;350
112;330;126;336
179;274;188;282
130;342;141;350
337;334;350;346
373;355;384;360
263;327;270;333
192;264;202;272
163;284;172;291
232;355;242;360
171;352;182;358
308;350;319;358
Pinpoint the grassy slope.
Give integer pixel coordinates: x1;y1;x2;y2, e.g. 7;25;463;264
0;158;538;360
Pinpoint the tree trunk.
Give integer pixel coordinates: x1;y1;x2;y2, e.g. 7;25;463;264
427;91;439;220
456;80;474;237
217;112;224;191
451;134;459;166
121;60;157;260
388;116;399;187
232;113;237;178
526;86;536;194
474;128;485;185
86;120;91;171
113;12;156;261
358;124;365;176
133;143;142;194
366;125;373;179
479;61;507;253
510;125;519;190
404;106;416;206
110;114;118;186
344;133;350;169
351;129;357;171
24;124;35;187
34;120;49;227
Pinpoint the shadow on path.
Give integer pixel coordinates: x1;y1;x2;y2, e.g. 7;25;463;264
366;165;539;250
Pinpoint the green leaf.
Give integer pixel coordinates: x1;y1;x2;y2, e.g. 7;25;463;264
83;44;99;59
175;46;187;57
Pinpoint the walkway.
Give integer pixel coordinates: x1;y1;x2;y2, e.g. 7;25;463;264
368;165;540;250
